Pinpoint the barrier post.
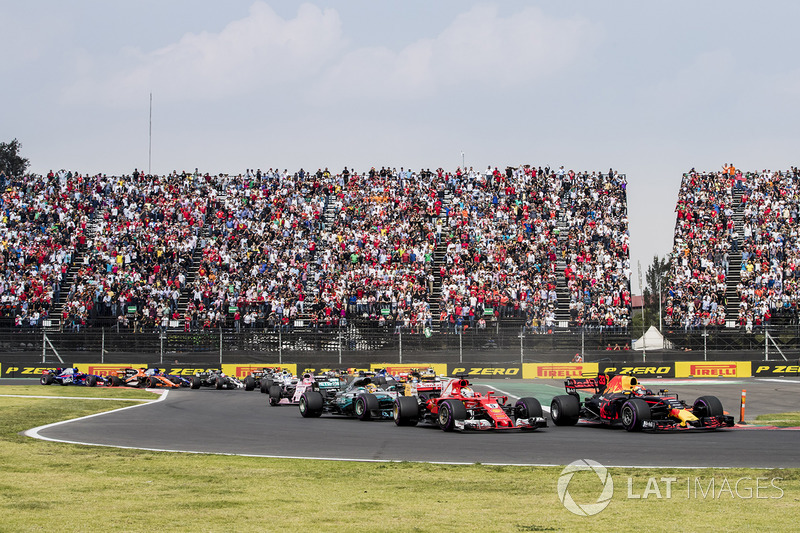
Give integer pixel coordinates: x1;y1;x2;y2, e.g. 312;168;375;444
739;389;747;424
459;329;463;364
399;330;402;364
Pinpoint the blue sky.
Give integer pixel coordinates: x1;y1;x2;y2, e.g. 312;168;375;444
3;1;800;290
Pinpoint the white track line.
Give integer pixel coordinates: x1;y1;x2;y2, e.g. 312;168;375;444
480;384;551;413
757;378;800;384
0;394;158;401
24;390;169;443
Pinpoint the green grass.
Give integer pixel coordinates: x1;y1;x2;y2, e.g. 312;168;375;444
754;412;800;427
1;387;798;532
0;385;158;400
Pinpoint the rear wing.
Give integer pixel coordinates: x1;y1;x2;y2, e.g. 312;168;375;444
565;375;607;394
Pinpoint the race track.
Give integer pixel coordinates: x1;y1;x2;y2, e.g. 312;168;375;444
27;378;800;468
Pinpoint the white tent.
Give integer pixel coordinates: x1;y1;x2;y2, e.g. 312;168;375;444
632;326;670;351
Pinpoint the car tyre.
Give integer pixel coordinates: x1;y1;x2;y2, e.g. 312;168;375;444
515;397;543;420
621;398;651;432
550;395;580;426
147;376;159;388
393;396;419;426
41;375;54;385
191;376;201;389
244;376;255;391
269;385;282;406
355;393;379;421
215;377;224;390
693;395;724;417
437;399;467;431
87;375;97;387
299;391;324;418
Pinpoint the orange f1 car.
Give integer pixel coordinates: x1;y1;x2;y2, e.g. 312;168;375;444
106;368;188;388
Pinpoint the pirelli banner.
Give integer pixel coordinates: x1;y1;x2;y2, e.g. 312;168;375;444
751;363;800;377
522;363;599;379
371;364;448;377
222;364;297;379
674;361;752;378
446;364;522;379
599;363;675;378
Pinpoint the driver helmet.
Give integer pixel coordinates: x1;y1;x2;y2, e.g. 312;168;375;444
461;386;475;398
366;383;378;393
632;384;647;397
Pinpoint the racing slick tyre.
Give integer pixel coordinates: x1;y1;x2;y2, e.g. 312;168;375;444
550;395;580;426
244;376;255;391
393;396;419;426
515;397;543;420
109;376;122;387
355;394;379;421
437;399;467;431
693;396;724;417
215;377;225;390
87;376;98;387
147;376;159;388
268;385;282;406
621;398;651;432
299;391;324;418
261;378;273;394
41;375;54;385
191;376;201;389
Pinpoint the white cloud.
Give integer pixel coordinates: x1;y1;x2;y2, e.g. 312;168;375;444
310;5;599;103
64;2;344;106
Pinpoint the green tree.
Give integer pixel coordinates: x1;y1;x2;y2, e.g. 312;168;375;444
642;254;670;330
0;139;30;178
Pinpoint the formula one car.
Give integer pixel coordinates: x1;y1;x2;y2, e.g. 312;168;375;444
107;368;188;388
392;378;547;431
398;368;443;401
40;367;105;387
268;371;345;407
190;370;242;390
260;368;296;395
241;368;283;392
549;374;735;431
393;377;547;431
298;375;399;420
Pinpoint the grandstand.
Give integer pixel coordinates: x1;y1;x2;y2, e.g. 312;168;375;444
666;166;800;332
0;166;631;336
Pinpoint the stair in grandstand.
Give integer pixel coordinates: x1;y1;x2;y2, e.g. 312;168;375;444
176;220;213;330
46;216;99;330
724;188;745;321
429;189;453;327
554;216;571;325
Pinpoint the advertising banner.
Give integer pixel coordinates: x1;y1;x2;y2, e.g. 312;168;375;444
674;361;751;378
598;363;675;378
522;363;599;379
221;364;297;379
370;363;448;377
299;365;371;376
752;363;800;377
446;364;522;378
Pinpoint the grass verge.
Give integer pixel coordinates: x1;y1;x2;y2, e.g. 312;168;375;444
1;388;798;532
754;412;800;427
0;385;157;400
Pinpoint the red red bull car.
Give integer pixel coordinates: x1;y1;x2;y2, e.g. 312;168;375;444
393;377;547;431
550;374;735;431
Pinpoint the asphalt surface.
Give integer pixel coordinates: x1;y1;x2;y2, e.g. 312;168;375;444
22;377;800;468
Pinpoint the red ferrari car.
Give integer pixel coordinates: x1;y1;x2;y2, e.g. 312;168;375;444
393;376;547;431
